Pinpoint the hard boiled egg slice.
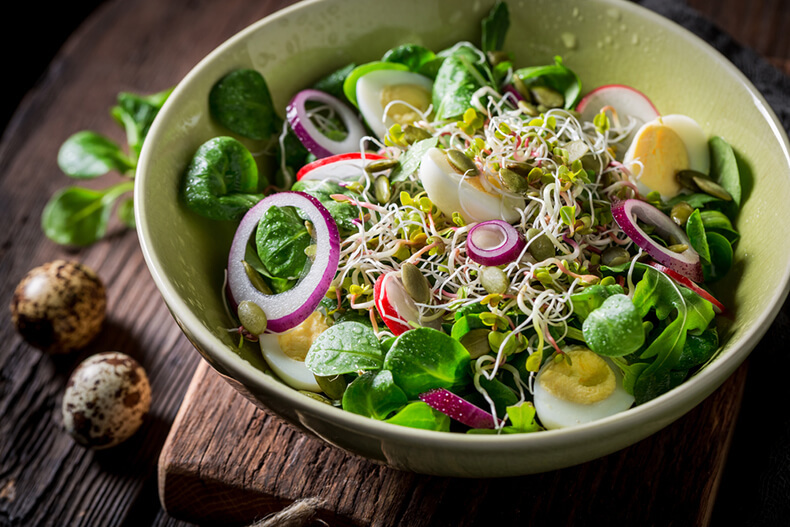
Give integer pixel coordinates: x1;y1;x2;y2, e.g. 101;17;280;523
356;69;434;139
623;114;709;199
419;147;525;223
533;347;634;430
258;311;330;392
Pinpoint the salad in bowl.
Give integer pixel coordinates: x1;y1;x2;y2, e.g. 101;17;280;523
178;1;742;434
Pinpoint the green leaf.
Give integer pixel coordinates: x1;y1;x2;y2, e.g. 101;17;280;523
664;192;721;210
209;69;279;140
582;294;645;357
432;45;488;120
388;136;439;182
312;62;356;101
305;322;384;376
702;231;733;283
181;136;263;221
569;284;625;321
676;328;719;370
255;205;311;280
291;179;359;234
384;327;471;399
111;87;172;158
341;370;408;420
384;401;451;431
382;44;437;72
559;205;576;227
57;131;135;179
117;197;135;228
685;209;711;263
700;210;739;243
481;1;510;53
709;136;741;206
41;181;134;246
513;56;582;109
506;401;541;432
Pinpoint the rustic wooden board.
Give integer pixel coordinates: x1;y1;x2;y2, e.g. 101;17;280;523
159;358;748;526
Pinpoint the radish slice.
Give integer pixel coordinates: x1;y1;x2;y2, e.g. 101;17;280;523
374;272;441;336
296;152;386;182
611;199;703;282
576;84;660;125
286;89;368;159
646;261;725;314
227;191;340;333
419;388;503;429
466;220;526;266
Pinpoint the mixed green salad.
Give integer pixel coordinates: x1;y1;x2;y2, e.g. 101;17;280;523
180;1;742;433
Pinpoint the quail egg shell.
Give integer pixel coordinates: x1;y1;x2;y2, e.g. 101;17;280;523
355;69;434;139
623;114;709;198
419;147;525;223
62;352;151;449
258;311;329;392
533;348;634;430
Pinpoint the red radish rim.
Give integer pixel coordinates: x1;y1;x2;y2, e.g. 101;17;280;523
286;89;368;159
296;152;386;181
374;273;418;335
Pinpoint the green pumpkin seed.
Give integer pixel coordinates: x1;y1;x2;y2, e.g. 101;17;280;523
460;328;493;359
512;76;531;101
527;228;555;261
692;175;733;201
403;124;432;144
237;300;268;335
445;149;478;175
670;202;694;226
365;158;399;174
304;220;315;238
676;169;706;191
601;246;630;267
401;262;432;304
503;161;533;176
374;174;392;204
499;167;529;194
517;100;539;117
480;266;510;294
668;243;689;253
304;244;317;259
298;390;333;404
243;260;273;295
315;374;347;400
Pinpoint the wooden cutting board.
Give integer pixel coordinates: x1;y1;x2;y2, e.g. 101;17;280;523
158;358;748;526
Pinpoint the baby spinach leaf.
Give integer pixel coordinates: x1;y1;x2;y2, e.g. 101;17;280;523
342;370;408;420
676;328;719;370
181;136;264;221
312;62;356;101
700;210;739;243
702;231;733;283
255;205;311;280
305;321;384;376
384;401;451;431
633;368;687;405
709;136;741;206
57;131;135;179
209;69;279;140
384;327;471;399
42;181;134;246
513;56;582;110
663;192;721;210
475;376;518;416
382;44;437;73
582;294;645;357
685;209;711;263
389;136;439;182
481;1;509;53
432;45;488;120
291;179;359;234
569;284;625;321
111;87;173;159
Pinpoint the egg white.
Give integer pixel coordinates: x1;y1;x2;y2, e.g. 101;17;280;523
355;69;434;139
533;354;634;430
623;114;709;198
419;147;525;223
259;334;321;392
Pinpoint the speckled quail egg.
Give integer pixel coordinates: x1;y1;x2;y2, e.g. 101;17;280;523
62;352;151;449
355;69;434;138
419;147;526;223
623;114;709;199
10;260;106;354
533;347;634;430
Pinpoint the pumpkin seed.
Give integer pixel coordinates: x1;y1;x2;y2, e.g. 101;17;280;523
304;220;315;238
304;244;317;259
401;262;431;304
601;246;630;267
670;202;694;226
512;76;531;101
480;266;510;294
677;169;706;191
374;174;392;204
365;158;399;174
503;161;533;176
517;100;539;117
668;243;689;253
460;328;493;359
527;228;555;261
486;50;509;67
298;390;333;404
692;175;733;201
499;167;529;194
243;260;273;294
237;300;268;335
445;149;478;175
315;374;347;400
531;86;564;109
403;124;432;144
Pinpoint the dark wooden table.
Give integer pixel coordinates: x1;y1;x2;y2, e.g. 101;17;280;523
1;1;789;526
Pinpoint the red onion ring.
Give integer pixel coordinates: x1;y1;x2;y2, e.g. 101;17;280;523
296;152;385;181
227;191;340;333
286;89;367;159
419;388;503;429
611;199;703;282
466;220;526;266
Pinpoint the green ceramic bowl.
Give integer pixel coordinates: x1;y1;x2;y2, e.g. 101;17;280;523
136;0;790;476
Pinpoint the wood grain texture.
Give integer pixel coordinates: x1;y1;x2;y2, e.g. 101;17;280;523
159;359;748;527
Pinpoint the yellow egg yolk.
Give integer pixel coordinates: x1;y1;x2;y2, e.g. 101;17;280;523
539;348;616;405
380;84;432;125
277;311;331;361
627;122;689;197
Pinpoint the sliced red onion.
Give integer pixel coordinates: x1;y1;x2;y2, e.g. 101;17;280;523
419;388;503;429
503;84;525;103
296;152;385;182
466;220;526;266
227;191;340;333
611;199;703;282
646;261;724;314
286;89;367;159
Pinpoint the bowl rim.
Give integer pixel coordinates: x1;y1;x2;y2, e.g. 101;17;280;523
136;0;790;452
